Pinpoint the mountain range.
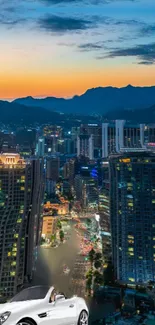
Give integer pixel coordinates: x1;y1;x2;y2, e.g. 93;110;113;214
1;85;155;125
14;85;155;115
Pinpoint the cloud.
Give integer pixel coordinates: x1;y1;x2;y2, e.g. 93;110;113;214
101;42;155;64
0;14;26;27
38;15;95;33
40;0;138;4
141;24;155;36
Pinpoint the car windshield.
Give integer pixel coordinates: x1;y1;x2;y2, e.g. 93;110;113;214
10;286;50;302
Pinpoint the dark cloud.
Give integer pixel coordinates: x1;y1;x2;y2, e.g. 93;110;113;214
40;0;137;4
101;42;155;64
79;43;103;50
38;15;95;33
141;25;155;36
78;42;110;52
0;14;26;27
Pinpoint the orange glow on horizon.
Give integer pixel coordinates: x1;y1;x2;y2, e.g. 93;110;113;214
1;64;155;100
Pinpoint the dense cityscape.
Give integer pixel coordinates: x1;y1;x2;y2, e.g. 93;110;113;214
1;0;155;324
0;122;155;324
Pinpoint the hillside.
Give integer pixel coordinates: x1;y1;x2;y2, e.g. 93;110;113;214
14;85;155;115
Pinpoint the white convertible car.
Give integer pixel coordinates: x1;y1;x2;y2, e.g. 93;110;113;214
0;286;89;325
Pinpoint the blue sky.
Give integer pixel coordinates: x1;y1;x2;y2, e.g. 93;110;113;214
0;0;155;99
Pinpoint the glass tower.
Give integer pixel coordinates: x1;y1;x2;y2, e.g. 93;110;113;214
0;153;44;298
109;152;155;284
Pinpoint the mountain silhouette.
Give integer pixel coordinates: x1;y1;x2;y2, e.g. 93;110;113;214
14;85;155;115
0;100;62;125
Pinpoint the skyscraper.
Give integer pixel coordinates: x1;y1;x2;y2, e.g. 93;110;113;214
36;137;45;157
0;153;44;298
77;134;94;160
109;151;155;284
98;160;111;265
102;121;145;158
46;157;60;182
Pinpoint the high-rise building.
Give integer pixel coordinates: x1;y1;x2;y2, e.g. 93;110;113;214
46;157;60;182
143;124;155;146
36;137;45;157
80;124;102;158
0;153;44;297
16;128;37;156
109;151;155;284
77;134;94;160
74;175;98;211
98;160;111;265
102;121;144;158
43;125;62;153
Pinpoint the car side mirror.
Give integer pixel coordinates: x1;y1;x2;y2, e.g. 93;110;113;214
55;294;65;302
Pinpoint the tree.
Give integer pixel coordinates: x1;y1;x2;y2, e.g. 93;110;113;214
93;270;104;286
88;248;95;266
94;260;102;269
57;219;62;229
59;230;64;242
40;237;45;245
86;269;93;296
50;233;56;243
103;262;115;285
52;209;58;216
95;252;102;261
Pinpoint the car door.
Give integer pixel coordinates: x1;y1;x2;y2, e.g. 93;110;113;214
48;298;77;325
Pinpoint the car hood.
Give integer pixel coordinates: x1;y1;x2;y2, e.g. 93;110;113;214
0;299;43;314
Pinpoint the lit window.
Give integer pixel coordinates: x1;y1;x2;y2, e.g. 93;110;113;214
10;271;16;276
128;247;134;252
20;187;25;191
128;235;134;239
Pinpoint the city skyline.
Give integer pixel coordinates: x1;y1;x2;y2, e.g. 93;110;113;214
1;0;155;100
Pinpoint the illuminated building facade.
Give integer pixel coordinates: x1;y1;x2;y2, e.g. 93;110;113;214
109;152;155;284
102;121;144;158
36;137;45;157
80;124;102;158
42;216;57;239
99;160;111;265
0;153;44;297
44;200;69;216
43;125;62;153
77;134;94;160
74;175;98;211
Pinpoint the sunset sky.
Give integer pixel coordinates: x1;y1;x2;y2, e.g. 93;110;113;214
1;0;155;99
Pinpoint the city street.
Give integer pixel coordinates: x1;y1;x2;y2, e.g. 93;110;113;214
33;221;91;298
32;219;113;324
33;224;79;297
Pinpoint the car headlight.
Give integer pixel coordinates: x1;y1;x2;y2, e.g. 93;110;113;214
0;312;11;324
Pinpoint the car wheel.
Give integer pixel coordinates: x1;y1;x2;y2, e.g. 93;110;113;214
17;321;34;325
78;310;88;325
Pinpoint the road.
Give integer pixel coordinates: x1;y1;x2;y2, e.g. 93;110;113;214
32;220;115;324
32;226;81;297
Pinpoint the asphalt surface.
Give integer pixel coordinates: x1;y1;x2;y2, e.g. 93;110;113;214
32;221;115;324
32;226;80;297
